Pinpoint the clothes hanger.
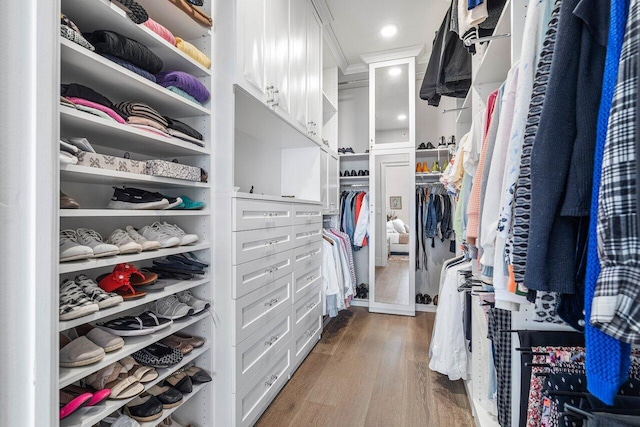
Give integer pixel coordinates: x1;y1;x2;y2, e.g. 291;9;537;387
322;235;335;245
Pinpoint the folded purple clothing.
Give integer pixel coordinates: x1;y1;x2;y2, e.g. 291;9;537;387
155;71;210;103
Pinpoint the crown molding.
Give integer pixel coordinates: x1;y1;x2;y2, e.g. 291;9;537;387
312;0;350;73
344;63;368;75
360;44;426;64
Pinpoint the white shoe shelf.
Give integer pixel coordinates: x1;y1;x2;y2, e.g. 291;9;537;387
60;344;211;427
57;0;214;423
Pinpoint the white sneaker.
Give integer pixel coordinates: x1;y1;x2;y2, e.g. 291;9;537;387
159;222;199;246
59;279;100;320
125;226;162;251
76;228;120;258
154;295;194;319
60;230;94;262
140;223;181;248
75;274;123;309
107;229;143;254
177;290;210;314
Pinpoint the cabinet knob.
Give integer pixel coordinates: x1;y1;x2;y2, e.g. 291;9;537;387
272;103;279;107
272;89;279;94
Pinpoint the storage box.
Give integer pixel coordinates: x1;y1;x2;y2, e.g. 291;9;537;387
76;152;147;174
146;159;201;181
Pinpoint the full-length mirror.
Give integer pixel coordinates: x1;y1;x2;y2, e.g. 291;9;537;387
370;152;415;313
370;58;415;148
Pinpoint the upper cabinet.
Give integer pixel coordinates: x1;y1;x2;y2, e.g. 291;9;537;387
237;0;322;145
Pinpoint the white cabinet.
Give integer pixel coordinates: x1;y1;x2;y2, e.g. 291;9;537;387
320;150;328;211
305;4;322;141
237;0;322;143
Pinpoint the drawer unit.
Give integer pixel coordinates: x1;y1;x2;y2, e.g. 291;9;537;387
292;223;322;248
233;250;293;299
234;275;292;345
233;199;293;231
292;282;322;327
292;304;322;367
233;226;294;265
235;342;292;427
234;308;292;392
292;204;323;225
292;261;322;302
292;240;323;271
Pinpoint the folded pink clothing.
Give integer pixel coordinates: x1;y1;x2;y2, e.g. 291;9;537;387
143;18;176;46
127;115;168;133
65;97;126;124
129;124;170;138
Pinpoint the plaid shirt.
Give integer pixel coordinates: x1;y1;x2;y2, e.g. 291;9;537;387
592;0;640;344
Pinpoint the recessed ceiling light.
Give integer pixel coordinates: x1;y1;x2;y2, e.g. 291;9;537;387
398;114;407;121
388;67;402;76
380;24;398;38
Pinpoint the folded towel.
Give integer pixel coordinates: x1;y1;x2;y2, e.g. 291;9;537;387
67;98;127;124
84;30;163;74
155;71;210;103
166;86;202;105
101;54;156;82
127;116;168;133
143;18;176;45
164;116;202;141
116;102;168;127
168;0;212;27
175;37;211;69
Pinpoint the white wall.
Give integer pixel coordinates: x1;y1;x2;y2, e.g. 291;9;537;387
385;165;411;225
338;86;369;153
415;79;457;146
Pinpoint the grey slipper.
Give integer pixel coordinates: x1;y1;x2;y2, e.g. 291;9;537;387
60;335;105;368
87;327;125;353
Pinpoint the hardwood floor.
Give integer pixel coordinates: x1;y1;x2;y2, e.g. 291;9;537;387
256;307;474;427
375;258;410;305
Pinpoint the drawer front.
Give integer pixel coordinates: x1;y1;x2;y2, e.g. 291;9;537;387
292;240;323;271
233;226;294;265
233;199;293;231
291;204;323;225
233;250;293;299
236;342;291;427
293;282;322;327
235;274;292;345
292;223;322;248
293;304;322;364
235;308;292;392
292;261;322;302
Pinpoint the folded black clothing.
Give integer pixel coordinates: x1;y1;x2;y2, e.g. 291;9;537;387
115;101;168;127
61;83;114;108
101;54;156;82
83;30;163;74
163;116;203;141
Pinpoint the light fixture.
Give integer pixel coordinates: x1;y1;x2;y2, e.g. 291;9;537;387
398;114;407;121
380;24;398;38
388;67;402;76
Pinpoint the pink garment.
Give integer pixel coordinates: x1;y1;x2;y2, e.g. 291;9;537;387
127;116;168;133
483;90;499;140
129;124;171;138
466;89;499;244
66;97;126;124
143;18;176;46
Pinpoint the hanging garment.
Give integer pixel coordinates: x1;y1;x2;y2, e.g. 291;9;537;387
487;308;512;427
592;0;640;344
585;0;632;406
322;238;341;318
429;260;472;380
353;192;369;247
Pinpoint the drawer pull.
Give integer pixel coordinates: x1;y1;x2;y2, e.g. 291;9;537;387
306;302;318;310
306;327;319;338
265;374;279;387
307;275;316;282
264;335;279;346
264;298;279;307
264;267;276;275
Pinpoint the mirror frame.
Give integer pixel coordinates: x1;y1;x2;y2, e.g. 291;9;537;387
368;57;416;151
368;147;416;316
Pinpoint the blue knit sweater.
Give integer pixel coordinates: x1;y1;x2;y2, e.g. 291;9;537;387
585;0;632;405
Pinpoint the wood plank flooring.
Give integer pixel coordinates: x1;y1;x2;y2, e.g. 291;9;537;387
256;307;474;427
375;259;410;305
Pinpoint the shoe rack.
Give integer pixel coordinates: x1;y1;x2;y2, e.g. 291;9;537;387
57;0;214;425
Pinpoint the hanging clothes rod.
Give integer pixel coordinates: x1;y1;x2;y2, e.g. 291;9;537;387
442;106;471;114
464;32;511;47
341;184;369;188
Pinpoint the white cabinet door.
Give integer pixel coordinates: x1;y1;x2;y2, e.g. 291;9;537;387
266;0;291;116
327;154;338;213
238;0;267;101
305;4;322;141
290;0;308;130
320;150;328;211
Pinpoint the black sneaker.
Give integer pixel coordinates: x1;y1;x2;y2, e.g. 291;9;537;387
426;142;435;149
107;187;169;210
351;170;357;176
127;188;183;210
417;143;427;150
358;170;365;176
364;170;369;176
338;148;345;154
344;170;351;177
345;147;355;154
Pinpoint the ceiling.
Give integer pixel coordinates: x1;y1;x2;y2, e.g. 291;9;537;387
319;0;450;75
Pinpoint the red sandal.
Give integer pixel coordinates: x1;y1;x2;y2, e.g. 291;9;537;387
98;265;147;300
